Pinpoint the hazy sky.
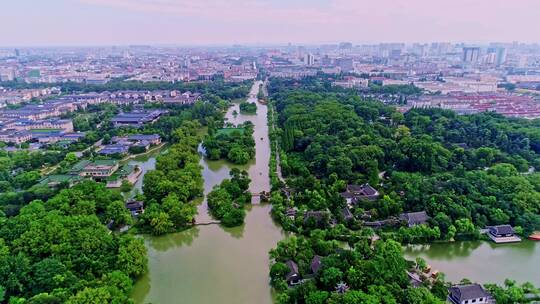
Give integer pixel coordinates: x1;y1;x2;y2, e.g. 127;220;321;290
1;0;539;46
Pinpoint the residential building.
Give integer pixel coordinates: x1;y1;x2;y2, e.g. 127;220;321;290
125;200;145;217
399;211;430;227
285;260;301;285
111;110;167;128
487;225;522;244
0;130;32;143
448;284;492;304
340;184;380;206
463;47;480;63
71;160;119;178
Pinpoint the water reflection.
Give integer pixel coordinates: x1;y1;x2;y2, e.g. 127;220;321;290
404;240;540;285
146;227;201;252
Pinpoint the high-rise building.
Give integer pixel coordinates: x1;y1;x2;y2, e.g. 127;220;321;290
462;47;480;63
336;58;354;72
0;69;15;81
304;53;315;66
487;47;507;66
496;47;507;66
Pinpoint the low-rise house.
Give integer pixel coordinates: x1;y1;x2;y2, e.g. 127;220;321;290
61;132;86;142
285;207;297;220
0;130;32;143
340;183;380;206
162;91;202;104
98;144;130;156
71;160;119;178
36;131;85;145
111;110;167;128
33;130;64;143
127;134;161;145
487;225;522;244
448;283;492;304
399;211;430;227
285;260;301;285
9;118;73;132
125;200;145;217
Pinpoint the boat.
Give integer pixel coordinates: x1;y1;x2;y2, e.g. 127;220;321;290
529;232;540;241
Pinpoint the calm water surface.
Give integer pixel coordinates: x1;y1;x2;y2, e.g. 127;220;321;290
404;240;540;285
132;81;285;304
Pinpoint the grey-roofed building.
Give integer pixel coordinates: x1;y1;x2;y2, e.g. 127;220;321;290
448;284;492;304
0;129;32;143
127;134;161;145
487;225;521;244
125;200;145;217
98;144;130;155
111;110;167;128
399;211;430;227
340;183;380;206
285;260;301;285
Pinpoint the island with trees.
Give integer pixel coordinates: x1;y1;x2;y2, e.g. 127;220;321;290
207;168;251;227
203;122;256;165
239;101;257;114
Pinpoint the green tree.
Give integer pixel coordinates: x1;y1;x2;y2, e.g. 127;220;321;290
116;236;148;277
149;212;173;235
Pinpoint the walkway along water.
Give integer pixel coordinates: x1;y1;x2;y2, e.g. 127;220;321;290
131;81;285;304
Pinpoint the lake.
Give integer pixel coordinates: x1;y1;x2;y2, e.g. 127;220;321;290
404;240;540;286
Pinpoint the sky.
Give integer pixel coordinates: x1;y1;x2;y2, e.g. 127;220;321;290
1;0;539;46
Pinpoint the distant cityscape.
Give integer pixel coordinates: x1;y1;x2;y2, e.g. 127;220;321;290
1;42;539;123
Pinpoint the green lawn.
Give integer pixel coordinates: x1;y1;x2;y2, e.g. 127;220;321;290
30;128;63;133
216;128;245;136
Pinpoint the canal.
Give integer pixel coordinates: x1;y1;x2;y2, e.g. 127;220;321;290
131;81;285;304
404;240;540;286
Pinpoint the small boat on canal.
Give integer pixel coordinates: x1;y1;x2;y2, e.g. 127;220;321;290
529;231;540;241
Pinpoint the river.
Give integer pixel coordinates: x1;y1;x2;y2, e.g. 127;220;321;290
131;81;285;304
404;240;540;286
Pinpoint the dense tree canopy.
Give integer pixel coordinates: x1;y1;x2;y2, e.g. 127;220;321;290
267;75;540;303
203;122;256;165
0;181;147;303
207;169;251;227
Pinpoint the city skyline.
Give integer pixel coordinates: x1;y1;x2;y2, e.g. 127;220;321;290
2;0;540;46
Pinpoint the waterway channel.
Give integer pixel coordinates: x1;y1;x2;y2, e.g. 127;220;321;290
131;81;285;304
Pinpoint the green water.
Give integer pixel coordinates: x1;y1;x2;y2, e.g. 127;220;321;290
404;240;540;285
132;81;285;304
119;146;167;199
